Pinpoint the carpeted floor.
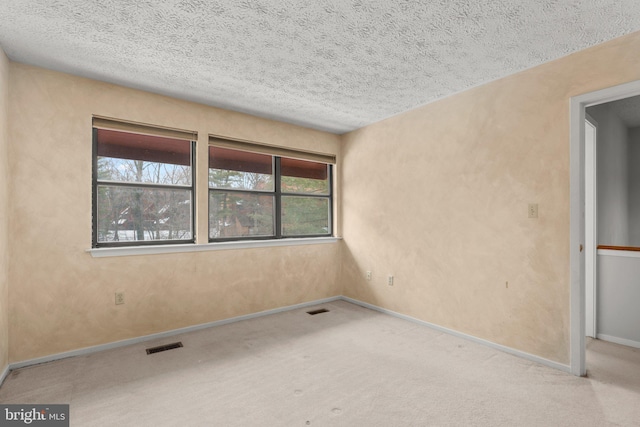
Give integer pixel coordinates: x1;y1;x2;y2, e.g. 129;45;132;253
1;300;639;426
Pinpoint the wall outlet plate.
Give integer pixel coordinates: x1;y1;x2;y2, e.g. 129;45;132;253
115;292;125;305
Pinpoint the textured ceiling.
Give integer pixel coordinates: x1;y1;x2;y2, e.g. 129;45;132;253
1;1;640;134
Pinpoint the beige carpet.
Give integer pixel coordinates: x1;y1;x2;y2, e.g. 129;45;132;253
1;300;639;426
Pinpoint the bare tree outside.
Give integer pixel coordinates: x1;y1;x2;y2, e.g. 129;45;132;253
208;168;274;238
96;151;193;243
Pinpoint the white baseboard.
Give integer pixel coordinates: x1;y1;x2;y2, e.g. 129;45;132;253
9;296;342;370
597;334;640;349
342;296;572;374
0;363;9;387
6;295;570;376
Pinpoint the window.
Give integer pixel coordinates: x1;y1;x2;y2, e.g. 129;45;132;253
91;120;335;251
92;118;196;247
208;142;333;241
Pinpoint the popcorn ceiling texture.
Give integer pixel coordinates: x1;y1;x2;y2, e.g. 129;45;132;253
0;0;639;133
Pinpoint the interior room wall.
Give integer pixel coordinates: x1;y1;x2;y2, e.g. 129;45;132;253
628;127;640;246
0;47;9;377
596;253;640;347
340;31;640;365
587;103;630;246
7;63;342;363
594;125;640;347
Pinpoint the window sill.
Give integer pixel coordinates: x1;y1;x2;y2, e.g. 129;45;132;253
87;237;342;258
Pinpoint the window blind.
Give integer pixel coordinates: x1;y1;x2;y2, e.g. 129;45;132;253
208;135;336;165
93;116;197;142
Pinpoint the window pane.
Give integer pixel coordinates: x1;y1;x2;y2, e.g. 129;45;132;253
96;186;192;243
97;129;192;185
281;158;329;194
209;146;274;191
209;192;274;239
282;196;330;236
98;158;192;185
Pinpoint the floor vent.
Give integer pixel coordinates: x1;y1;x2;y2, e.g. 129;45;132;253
146;342;183;355
307;308;329;315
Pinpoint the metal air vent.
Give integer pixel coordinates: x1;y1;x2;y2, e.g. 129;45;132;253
146;342;183;355
307;308;329;315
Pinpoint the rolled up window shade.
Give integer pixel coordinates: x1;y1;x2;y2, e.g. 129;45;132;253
209;146;272;174
93;116;197;142
96;128;191;166
281;157;328;180
208;135;336;165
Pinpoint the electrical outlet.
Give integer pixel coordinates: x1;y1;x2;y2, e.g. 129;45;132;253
366;271;372;281
528;203;538;218
115;292;125;305
388;275;394;286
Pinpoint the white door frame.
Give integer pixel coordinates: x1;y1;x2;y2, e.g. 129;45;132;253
570;79;640;376
584;115;597;338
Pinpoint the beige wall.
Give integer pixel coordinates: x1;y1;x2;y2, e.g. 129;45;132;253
0;47;9;374
7;63;342;362
340;31;640;365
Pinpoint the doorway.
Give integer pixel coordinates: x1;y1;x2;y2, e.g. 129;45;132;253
570;79;640;376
